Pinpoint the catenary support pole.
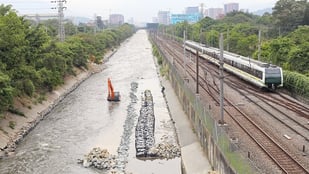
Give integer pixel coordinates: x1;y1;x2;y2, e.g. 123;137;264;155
196;50;199;94
219;33;225;124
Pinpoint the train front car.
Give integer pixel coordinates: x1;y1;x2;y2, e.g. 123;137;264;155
184;40;284;90
264;66;283;89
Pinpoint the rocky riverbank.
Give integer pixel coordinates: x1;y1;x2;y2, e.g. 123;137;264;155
135;90;180;159
135;90;156;157
0;50;117;158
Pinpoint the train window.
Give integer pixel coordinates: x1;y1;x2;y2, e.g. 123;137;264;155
265;68;280;74
265;68;281;78
252;69;263;79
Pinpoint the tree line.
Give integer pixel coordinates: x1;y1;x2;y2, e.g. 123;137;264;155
161;0;309;98
0;5;135;118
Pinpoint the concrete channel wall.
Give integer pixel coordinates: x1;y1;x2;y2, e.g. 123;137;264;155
151;35;255;174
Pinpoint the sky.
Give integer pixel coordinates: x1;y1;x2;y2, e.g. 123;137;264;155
0;0;278;23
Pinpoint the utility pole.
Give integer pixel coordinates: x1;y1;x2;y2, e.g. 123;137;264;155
52;0;66;42
200;28;203;46
183;30;187;77
227;28;230;51
196;29;203;94
196;50;199;94
258;29;261;61
94;14;97;35
219;33;225;125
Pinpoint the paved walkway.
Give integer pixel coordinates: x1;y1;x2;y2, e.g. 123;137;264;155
161;78;212;174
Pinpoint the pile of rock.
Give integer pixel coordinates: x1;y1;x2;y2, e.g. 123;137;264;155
78;147;117;170
135;90;181;160
149;142;181;159
135;90;155;157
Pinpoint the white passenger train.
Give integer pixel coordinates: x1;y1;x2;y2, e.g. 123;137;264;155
184;40;283;89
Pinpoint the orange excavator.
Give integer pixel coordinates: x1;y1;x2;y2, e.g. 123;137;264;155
107;78;120;101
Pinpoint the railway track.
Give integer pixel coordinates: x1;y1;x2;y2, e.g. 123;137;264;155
152;34;309;173
228;81;309;142
190;53;309;143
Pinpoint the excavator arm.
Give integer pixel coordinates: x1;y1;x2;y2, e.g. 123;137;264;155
108;78;115;99
107;78;120;101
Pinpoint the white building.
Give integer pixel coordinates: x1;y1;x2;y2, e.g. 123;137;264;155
109;14;124;26
207;8;224;19
158;11;170;25
224;3;239;14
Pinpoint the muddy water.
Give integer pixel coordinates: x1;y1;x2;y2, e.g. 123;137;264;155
0;30;181;174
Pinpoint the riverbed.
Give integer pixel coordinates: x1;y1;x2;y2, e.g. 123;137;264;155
0;30;181;174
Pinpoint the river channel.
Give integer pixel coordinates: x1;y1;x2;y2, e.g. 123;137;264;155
0;30;181;174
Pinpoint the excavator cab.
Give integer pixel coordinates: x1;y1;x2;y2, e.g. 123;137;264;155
107;78;120;101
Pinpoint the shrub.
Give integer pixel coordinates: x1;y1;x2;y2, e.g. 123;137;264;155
9;121;16;129
283;70;309;98
24;79;35;97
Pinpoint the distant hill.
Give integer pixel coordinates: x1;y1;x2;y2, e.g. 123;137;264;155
252;8;272;16
66;16;92;25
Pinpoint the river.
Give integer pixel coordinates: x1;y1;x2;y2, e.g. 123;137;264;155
0;30;181;174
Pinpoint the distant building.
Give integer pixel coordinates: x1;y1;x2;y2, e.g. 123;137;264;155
109;14;124;26
152;17;158;23
158;11;170;25
171;14;200;24
146;23;159;32
224;3;239;14
207;8;224;19
185;6;199;15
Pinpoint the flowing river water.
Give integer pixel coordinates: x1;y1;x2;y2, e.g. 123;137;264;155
0;30;181;174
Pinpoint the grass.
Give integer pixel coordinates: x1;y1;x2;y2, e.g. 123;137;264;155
8;107;25;117
9;121;16;129
160;64;169;77
37;94;46;104
218;135;254;174
34;94;46;105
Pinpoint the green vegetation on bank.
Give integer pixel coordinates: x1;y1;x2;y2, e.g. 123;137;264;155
0;4;135;117
161;0;309;98
151;43;169;77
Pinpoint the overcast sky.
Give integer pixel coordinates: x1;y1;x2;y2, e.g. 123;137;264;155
1;0;278;22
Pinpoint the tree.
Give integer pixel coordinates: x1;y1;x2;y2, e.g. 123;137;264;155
96;16;105;30
272;0;307;34
265;37;293;66
40;19;58;37
228;23;259;56
206;30;219;47
222;11;257;24
198;17;216;30
0;9;27;71
303;3;309;25
65;36;89;68
65;21;77;36
288;42;309;73
286;26;309;73
0;4;13;16
0;72;14;113
25;24;51;66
